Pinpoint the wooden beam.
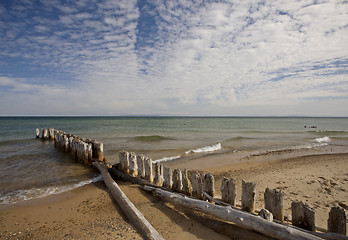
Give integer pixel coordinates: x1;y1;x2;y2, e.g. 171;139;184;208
140;185;324;240
93;162;164;240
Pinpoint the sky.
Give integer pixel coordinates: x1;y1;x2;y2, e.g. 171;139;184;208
0;0;347;116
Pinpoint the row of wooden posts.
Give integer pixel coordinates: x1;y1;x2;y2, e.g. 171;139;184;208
36;128;105;165
119;150;347;236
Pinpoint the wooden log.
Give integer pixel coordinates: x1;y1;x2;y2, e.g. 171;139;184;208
35;128;40;138
292;201;316;231
328;206;346;235
140;185;323;240
259;208;274;222
153;162;164;187
264;188;284;221
203;173;215;198
172;169;183;192
144;157;153;183
191;171;203;200
182;169;192;196
93;162;164;240
119;150;129;174
242;179;256;213
221;177;237;206
163;167;172;190
137;154;145;178
129;152;138;177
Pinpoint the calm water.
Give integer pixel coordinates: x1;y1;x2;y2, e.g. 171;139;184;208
1;117;348;204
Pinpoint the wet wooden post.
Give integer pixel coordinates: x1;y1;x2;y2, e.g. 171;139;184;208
35;128;40;138
242;179;256;213
42;128;48;139
203;173;215;199
63;134;69;152
153;162;164;187
144;157;153;183
191;171;203;199
137;154;145;178
264;188;284;221
93;142;103;161
87;143;93;164
163;167;172;190
221;177;237;206
48;128;55;140
129;152;138;177
182;169;192;196
328;206;346;235
172;169;183;193
291;201;316;231
119;150;129;174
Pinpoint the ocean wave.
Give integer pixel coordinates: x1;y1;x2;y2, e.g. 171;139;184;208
153;155;181;163
314;136;331;143
0;175;102;205
131;135;174;142
185;143;222;154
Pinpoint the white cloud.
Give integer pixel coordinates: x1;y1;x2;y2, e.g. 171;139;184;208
0;0;347;116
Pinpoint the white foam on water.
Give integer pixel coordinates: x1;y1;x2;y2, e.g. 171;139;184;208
185;142;222;154
153;155;181;163
0;175;102;205
314;136;331;143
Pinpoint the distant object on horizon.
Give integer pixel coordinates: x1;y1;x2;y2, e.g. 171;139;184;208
304;125;317;128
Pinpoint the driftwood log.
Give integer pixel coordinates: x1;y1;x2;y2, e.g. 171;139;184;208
93;162;164;240
140;185;324;240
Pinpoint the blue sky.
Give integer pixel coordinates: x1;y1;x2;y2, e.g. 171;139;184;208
0;0;347;116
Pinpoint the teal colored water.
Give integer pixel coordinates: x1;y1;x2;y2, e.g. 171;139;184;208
1;117;348;204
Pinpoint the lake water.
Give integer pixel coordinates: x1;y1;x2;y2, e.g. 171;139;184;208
1;117;348;204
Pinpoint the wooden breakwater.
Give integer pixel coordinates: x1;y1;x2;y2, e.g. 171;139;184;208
36;128;106;165
36;128;347;239
117;150;347;239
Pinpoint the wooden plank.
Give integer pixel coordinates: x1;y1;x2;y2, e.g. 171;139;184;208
93;162;164;240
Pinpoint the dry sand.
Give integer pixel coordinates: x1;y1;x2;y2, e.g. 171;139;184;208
1;152;347;239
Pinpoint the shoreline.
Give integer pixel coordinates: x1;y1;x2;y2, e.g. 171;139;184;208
1;151;347;239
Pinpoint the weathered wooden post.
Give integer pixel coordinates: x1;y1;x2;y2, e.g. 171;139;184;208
63;134;69;152
87;143;93;164
264;188;284;221
172;169;183;192
48;128;55;140
203;173;215;198
328;206;346;235
93;141;103;161
259;208;274;222
182;169;192;196
42;128;48;139
144;157;153;183
35;128;40;138
221;177;237;206
242;179;256;213
291;201;316;231
163;167;173;190
191;171;203;199
119;150;129;174
129;152;138;177
137;154;145;178
153;162;164;187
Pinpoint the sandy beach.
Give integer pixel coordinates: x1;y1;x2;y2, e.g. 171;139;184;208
1;152;347;239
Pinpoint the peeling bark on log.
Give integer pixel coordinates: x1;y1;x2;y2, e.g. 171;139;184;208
140;185;324;240
93;162;164;240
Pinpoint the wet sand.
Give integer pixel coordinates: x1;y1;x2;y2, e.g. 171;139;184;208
1;152;347;239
